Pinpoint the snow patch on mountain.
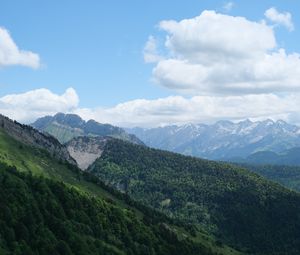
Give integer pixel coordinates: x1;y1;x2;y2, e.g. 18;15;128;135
127;119;300;160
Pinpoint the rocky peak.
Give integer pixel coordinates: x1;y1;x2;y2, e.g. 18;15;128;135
32;113;144;145
53;113;85;128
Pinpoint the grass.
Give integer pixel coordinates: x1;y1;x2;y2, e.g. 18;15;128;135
0;128;122;203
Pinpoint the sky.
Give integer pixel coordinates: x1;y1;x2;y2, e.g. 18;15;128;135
1;0;300;127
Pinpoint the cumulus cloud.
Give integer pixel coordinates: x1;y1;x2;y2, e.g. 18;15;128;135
0;88;78;123
0;27;40;68
265;7;294;31
147;10;300;95
74;93;300;127
1;10;299;128
1;87;299;127
143;35;163;63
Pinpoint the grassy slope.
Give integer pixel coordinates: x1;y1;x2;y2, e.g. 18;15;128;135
44;123;84;143
0;128;240;255
0;128;113;200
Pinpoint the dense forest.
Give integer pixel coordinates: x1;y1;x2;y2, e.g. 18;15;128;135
90;139;300;255
0;162;217;255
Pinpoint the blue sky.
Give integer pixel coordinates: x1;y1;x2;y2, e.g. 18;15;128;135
1;0;300;126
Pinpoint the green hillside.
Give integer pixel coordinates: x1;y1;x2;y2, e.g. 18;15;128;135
0;127;240;255
0;163;208;255
90;139;300;255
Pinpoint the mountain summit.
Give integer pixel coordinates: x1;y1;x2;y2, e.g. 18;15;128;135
127;119;300;159
32;113;143;145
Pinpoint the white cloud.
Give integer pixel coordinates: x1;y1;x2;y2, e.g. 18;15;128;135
265;7;294;31
0;88;78;123
223;2;234;12
143;35;163;63
1;10;299;128
147;10;300;96
159;11;276;62
1;87;300;127
74;93;300;128
0;27;40;68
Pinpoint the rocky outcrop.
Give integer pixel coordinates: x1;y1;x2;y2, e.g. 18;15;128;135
66;136;110;170
0;114;77;165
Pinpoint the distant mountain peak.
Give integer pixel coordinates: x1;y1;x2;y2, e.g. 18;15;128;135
215;120;234;126
238;118;253;125
276;119;287;125
127;118;300;160
261;119;275;125
32;112;144;145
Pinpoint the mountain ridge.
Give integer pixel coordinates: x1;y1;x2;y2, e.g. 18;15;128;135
127;119;300;160
231;147;300;166
0;114;76;165
32;113;143;145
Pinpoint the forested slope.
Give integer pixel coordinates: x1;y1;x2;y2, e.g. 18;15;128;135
90;139;300;255
0;163;213;255
0;123;239;255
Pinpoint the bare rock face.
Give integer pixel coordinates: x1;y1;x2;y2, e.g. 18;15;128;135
66;136;110;170
0;114;77;165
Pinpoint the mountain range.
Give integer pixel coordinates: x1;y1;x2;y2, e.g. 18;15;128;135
32;112;143;145
127;119;300;160
32;113;300;165
28;114;300;253
3;113;300;254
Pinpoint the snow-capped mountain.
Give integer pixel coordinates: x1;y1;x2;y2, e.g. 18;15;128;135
126;119;300;160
